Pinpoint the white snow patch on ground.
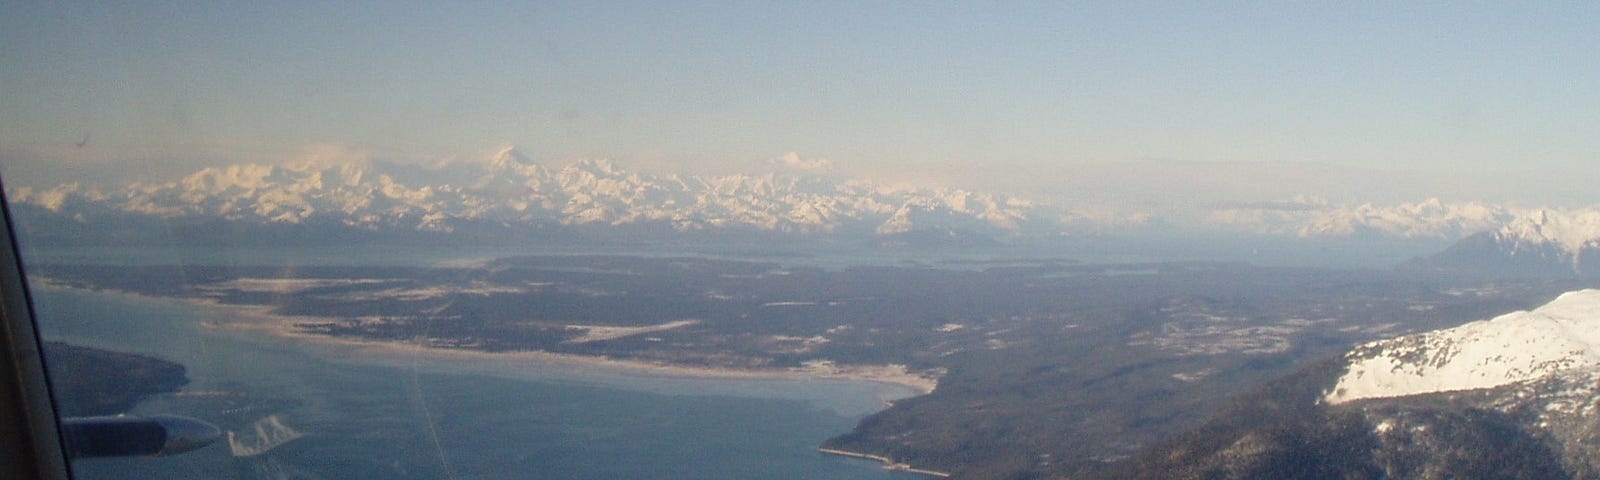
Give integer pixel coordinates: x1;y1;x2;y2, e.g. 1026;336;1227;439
202;278;393;293
329;282;524;301
564;319;700;344
761;301;818;307
1172;368;1218;383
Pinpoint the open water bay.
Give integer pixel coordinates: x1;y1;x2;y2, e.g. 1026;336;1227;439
33;287;919;479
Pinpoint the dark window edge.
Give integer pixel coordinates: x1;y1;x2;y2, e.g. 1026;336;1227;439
0;174;71;480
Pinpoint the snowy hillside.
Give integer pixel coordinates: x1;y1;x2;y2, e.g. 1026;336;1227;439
1327;289;1600;404
1132;288;1600;479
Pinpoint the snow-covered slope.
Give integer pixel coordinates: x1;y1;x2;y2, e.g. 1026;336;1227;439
1134;289;1600;479
1418;210;1600;276
1326;289;1600;404
1499;210;1600;254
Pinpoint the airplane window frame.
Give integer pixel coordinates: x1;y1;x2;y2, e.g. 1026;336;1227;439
0;177;73;480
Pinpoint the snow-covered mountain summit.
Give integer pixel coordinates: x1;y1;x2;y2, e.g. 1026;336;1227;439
1133;289;1600;478
1498;210;1600;254
1326;289;1600;404
1419;209;1600;276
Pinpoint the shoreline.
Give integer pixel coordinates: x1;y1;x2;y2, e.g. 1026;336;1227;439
31;280;940;396
224;305;940;395
818;448;952;478
29;278;949;478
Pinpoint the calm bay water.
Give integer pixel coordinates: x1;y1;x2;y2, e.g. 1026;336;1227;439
33;287;920;479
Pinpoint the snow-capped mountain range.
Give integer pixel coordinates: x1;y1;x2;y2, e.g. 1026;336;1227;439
1208;196;1600;241
1209;196;1600;275
7;147;1096;243
1286;201;1499;239
10;146;1600;262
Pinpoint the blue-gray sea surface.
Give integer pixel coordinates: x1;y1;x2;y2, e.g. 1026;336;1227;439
35;287;920;479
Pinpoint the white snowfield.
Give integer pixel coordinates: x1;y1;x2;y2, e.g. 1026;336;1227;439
1326;289;1600;404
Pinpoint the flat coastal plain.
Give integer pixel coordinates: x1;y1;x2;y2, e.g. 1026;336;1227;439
31;255;1592;479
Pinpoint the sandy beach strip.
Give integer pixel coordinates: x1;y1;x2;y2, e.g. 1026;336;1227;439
258;313;940;394
32;280;940;394
817;448;952;478
563;319;701;343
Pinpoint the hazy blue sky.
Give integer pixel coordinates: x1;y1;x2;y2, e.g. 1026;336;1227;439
3;1;1597;208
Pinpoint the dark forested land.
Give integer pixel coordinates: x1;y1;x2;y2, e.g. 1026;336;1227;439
1118;355;1581;480
32;256;1596;479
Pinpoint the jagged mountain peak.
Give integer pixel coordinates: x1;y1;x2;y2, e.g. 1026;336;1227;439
564;158;620;175
1414;208;1600;277
1498;209;1600;253
488;145;538;171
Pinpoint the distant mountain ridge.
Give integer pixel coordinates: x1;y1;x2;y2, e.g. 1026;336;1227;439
1417;210;1600;277
13;148;1600;256
7;147;1106;245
